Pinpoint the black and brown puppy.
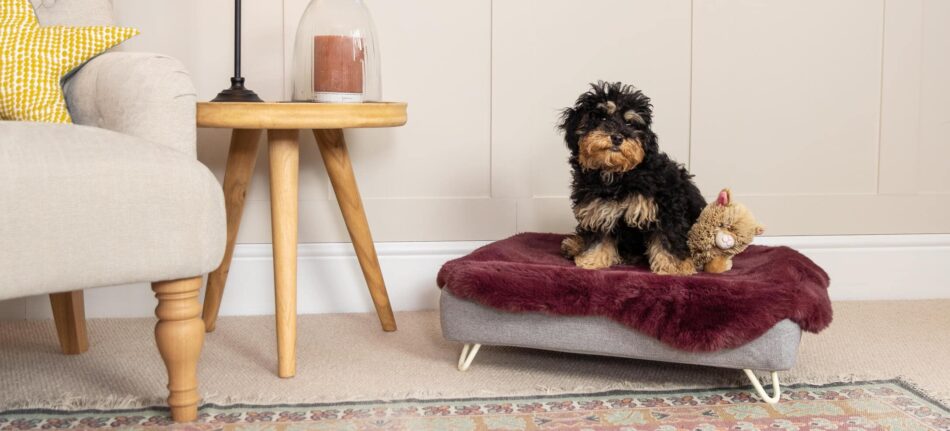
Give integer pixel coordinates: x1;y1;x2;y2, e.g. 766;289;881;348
559;82;705;275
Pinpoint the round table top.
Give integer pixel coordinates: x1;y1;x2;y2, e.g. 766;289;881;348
196;101;407;129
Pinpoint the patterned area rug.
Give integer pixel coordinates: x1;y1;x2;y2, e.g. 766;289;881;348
1;380;947;430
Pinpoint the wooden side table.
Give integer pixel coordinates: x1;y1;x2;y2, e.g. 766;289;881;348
197;102;407;378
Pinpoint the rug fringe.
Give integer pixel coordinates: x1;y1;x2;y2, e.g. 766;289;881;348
3;374;946;412
896;375;950;409
530;371;867;394
1;395;166;412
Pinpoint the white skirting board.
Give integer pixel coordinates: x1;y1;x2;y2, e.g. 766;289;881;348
1;235;948;319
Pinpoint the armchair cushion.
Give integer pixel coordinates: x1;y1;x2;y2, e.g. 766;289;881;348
0;122;226;301
64;52;197;156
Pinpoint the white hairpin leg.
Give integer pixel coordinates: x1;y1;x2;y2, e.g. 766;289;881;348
457;343;481;371
743;369;782;404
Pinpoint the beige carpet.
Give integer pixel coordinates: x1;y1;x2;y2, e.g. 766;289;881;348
1;300;948;410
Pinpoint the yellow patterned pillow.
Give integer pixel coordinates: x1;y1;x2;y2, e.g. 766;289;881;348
0;0;138;123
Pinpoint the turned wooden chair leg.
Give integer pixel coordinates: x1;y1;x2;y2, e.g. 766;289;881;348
203;128;262;332
313;128;397;332
49;290;89;355
152;276;205;422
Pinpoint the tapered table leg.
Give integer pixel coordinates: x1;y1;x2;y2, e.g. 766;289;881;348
203;129;262;332
313;129;397;332
268;129;300;378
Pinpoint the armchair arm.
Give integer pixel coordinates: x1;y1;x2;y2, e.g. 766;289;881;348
64;52;198;157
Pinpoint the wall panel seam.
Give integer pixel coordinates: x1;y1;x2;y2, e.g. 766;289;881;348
914;0;925;185
488;0;494;197
688;0;694;169
282;0;286;102
876;0;886;194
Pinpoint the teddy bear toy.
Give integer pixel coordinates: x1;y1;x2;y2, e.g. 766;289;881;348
687;189;764;273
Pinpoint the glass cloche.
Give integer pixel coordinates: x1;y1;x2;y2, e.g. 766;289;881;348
291;0;381;103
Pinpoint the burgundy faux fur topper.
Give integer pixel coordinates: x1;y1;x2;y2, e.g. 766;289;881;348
437;233;832;352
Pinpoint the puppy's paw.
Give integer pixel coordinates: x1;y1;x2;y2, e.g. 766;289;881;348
575;253;616;270
647;236;697;276
574;238;621;270
623;194;658;228
653;261;697;276
561;234;585;258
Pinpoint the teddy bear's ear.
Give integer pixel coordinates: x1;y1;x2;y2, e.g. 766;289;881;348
755;225;765;236
717;189;731;206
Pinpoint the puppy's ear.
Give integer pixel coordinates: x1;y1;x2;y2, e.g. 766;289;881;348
559;82;609;154
558;106;584;154
622;87;654;128
637;100;654;126
639;128;660;155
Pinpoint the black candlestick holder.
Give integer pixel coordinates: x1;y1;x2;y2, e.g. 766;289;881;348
212;0;263;103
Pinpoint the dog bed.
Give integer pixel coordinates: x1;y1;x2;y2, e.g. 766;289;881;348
437;233;832;403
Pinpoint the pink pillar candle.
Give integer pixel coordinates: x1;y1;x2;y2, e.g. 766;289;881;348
312;35;365;102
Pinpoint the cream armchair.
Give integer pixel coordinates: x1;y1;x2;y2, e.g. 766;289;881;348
0;0;224;423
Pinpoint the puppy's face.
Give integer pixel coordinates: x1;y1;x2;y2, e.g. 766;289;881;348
560;82;657;173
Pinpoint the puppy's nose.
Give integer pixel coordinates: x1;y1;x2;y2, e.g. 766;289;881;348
610;134;624;146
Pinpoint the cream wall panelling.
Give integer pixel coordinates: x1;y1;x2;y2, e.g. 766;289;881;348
233;197;516;243
878;0;923;195
112;0;949;241
915;0;950;194
691;0;883;197
879;0;950;195
491;0;693;199
688;0;950;235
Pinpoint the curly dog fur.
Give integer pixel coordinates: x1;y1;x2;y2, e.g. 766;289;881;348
559;82;705;275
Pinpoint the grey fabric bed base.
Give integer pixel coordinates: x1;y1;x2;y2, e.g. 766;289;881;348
440;290;802;372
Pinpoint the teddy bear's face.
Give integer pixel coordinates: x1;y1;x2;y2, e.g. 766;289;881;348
715;230;736;250
712;203;763;255
687;189;765;266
